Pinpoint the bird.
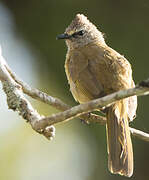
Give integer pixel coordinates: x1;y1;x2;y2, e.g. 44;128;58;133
57;14;137;177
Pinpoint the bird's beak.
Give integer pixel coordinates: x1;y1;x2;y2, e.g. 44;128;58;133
56;33;72;40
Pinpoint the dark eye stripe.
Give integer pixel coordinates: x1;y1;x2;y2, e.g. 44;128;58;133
72;30;85;38
77;30;84;36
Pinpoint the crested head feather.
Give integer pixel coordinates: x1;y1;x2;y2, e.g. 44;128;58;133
65;14;105;49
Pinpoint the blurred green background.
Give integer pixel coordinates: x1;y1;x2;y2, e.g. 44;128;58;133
0;0;149;179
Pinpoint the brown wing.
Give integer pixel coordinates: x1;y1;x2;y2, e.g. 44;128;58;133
65;49;104;103
103;46;137;120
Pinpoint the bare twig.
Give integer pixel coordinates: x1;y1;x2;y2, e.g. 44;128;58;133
130;127;149;142
0;46;149;142
5;63;70;111
0;49;55;140
33;84;149;131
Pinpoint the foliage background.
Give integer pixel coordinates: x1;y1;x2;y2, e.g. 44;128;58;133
0;0;149;179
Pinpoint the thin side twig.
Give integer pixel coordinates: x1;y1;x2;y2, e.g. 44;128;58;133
130;127;149;142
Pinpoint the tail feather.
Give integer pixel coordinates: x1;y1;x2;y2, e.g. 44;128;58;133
106;100;133;177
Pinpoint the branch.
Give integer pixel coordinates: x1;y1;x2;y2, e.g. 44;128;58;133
0;46;149;142
6;64;70;111
33;84;149;130
130;127;149;142
0;48;55;140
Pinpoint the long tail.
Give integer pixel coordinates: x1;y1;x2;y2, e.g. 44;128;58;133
106;100;133;177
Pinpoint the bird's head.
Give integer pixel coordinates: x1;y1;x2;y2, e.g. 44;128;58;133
57;14;105;49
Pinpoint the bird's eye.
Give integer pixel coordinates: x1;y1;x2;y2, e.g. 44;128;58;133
77;30;85;36
72;30;85;38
